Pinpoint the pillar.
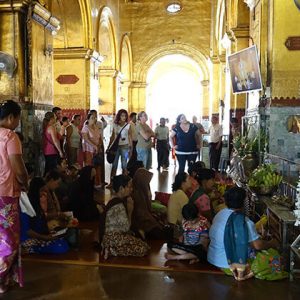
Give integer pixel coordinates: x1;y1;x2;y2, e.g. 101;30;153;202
128;81;147;113
99;68;119;114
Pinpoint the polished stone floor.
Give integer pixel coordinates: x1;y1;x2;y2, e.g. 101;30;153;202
2;159;300;299
3;261;300;300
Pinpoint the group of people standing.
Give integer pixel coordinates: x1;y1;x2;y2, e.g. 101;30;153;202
42;108;106;188
43;105;225;187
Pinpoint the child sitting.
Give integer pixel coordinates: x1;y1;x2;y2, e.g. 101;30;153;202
165;203;210;264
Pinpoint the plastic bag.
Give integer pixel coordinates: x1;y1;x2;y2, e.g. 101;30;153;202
250;248;288;281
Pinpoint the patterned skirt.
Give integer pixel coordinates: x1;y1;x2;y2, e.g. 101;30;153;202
102;232;150;258
0;196;23;289
22;238;69;254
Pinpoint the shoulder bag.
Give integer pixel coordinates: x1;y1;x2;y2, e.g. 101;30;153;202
106;123;128;164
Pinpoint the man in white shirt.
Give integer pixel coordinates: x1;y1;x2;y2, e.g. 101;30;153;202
207;116;223;170
192;116;205;160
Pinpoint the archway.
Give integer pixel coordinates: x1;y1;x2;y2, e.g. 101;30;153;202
146;54;204;128
118;34;133;112
97;6;118;114
130;43;210;117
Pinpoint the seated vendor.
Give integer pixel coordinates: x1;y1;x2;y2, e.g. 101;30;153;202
167;172;191;226
42;170;63;221
21;177;69;254
208;187;278;281
186;161;205;197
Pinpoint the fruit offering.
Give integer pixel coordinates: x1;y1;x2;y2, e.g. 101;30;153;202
248;164;282;189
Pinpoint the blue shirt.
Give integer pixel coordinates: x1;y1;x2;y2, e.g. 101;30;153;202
207;208;260;268
173;124;198;154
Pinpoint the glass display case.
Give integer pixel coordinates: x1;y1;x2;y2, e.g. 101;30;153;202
241;108;270;164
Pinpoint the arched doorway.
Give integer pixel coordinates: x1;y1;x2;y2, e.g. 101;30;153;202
97;6;118;115
118;34;133;112
146;54;204;128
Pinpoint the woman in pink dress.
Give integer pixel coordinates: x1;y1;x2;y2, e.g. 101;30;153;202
42;112;64;175
81;113;103;187
0;100;28;293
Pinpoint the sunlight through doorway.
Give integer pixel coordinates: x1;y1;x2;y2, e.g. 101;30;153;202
146;54;203;128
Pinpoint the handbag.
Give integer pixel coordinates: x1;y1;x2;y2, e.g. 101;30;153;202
106;123;128;164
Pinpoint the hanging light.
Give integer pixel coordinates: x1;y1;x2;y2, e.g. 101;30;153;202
31;2;60;35
244;0;256;10
85;49;105;65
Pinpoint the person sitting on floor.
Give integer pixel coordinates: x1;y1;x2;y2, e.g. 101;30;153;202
131;168;167;239
42;170;64;222
189;168;215;221
98;175;150;259
165;202;210;264
68;166;99;221
167;172;191;226
20;177;69;254
55;157;73;211
186;161;206;197
208;187;279;281
127;160;144;178
42;171;79;243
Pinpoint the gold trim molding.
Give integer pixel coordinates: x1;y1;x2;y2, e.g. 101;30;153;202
129;81;147;89
230;27;250;39
99;68;118;77
53;48;90;59
0;0;30;11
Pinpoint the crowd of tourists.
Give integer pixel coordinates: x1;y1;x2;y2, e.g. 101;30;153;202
0;100;286;294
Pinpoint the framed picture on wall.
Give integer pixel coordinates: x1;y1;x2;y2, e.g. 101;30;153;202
228;45;263;94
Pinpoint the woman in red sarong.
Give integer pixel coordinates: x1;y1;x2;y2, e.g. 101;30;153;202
0;100;28;293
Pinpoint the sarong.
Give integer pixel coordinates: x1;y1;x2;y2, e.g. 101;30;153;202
0;196;23;289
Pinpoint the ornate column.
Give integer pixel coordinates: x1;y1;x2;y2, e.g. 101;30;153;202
99;68;119;114
128;81;147;113
118;79;131;112
201;80;210;119
209;55;222;119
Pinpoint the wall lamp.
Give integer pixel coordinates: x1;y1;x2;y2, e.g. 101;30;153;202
31;2;60;35
244;0;256;10
85;49;105;65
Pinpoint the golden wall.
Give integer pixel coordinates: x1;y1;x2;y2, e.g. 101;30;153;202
31;22;53;105
53;58;89;109
125;0;212;114
0;11;25;100
271;0;300;98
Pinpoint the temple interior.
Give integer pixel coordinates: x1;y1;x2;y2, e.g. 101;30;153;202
1;0;300;299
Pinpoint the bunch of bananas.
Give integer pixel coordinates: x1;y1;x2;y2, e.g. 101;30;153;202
248;164;282;188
